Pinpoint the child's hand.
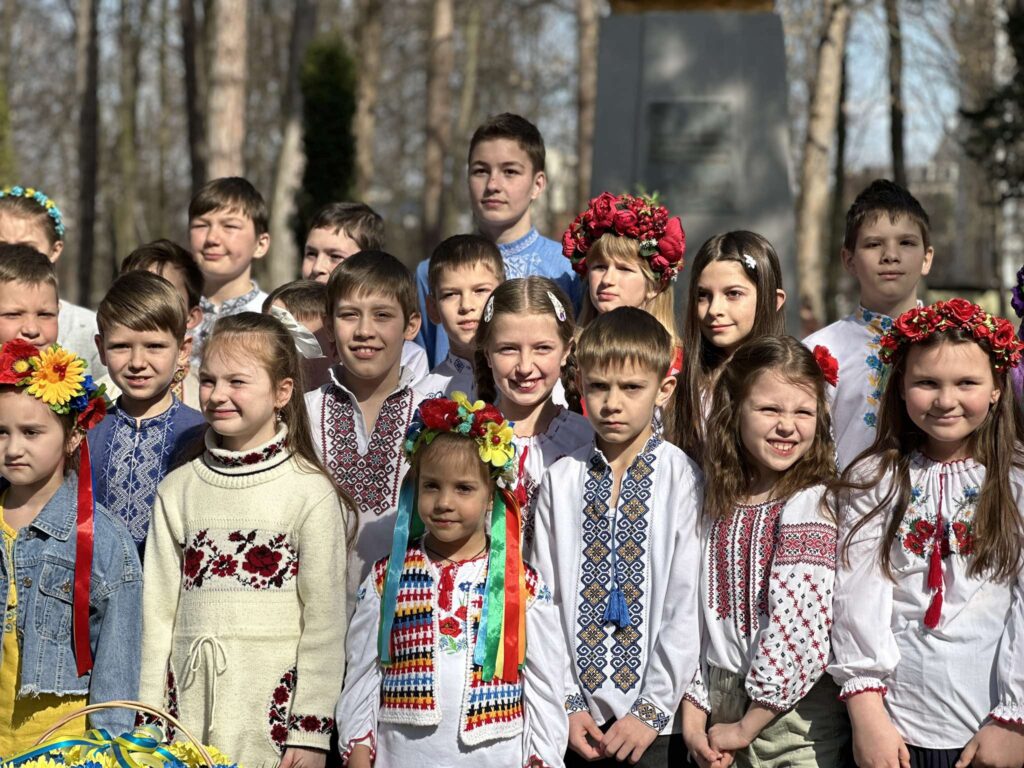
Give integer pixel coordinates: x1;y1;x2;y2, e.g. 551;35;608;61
599;714;659;764
847;693;910;768
345;745;373;768
278;747;327;768
682;727;732;768
708;721;752;752
568;711;604;760
955;722;1024;768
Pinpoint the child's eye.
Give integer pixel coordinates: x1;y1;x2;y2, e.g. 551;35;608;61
456;484;476;493
797;409;816;418
231;379;246;386
759;406;779;414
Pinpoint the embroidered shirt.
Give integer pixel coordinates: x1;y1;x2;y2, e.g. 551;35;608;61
529;436;703;734
685;486;836;715
336;544;567;768
415;228;581;366
89;398;205;549
828;455;1024;749
414;353;476;401
191;282;267;366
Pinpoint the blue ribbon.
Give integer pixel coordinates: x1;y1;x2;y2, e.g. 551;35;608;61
1;726;186;768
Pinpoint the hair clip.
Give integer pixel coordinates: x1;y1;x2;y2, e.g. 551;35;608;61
546;291;567;322
742;254;756;271
483;295;495;323
268;304;324;359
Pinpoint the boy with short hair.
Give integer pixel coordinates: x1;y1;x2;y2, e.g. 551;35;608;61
416;113;580;366
530;307;702;768
304;251;425;600
90;271;205;553
187;176;271;365
415;234;505;399
0;245;59;352
262;279;333;391
803;178;934;468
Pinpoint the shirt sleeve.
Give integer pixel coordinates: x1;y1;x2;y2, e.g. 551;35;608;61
827;466;900;699
990;476;1024;725
336;571;383;764
746;488;836;711
683;667;711;715
521;576;569;768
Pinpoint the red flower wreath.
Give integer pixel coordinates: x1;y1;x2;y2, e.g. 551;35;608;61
812;345;839;386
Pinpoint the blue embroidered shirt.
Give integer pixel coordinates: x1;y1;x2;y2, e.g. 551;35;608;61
88;398;206;550
415;227;581;366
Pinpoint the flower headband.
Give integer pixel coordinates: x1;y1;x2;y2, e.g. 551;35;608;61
879;299;1024;372
0;185;65;239
562;192;686;286
0;340;107;428
812;345;839;387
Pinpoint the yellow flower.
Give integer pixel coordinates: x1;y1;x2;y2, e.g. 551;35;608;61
25;345;86;406
452;391;484;413
13;359;31;374
479;420;514;467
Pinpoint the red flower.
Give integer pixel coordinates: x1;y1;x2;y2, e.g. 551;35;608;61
271;724;288;744
418;399;461;431
944;298;980;324
0;339;37;385
76;396;107;430
183;548;204;578
455;605;468;620
561;228;576;259
813;345;839;386
993;318;1017;348
974;323;993;341
589;192;619;229
301;715;322;732
914;520;935;537
657;217;686;265
211;554;237;577
273;685;291;705
613;208;638;235
243;545;283;577
439;617;461;637
894;312;924;341
477;403;503;425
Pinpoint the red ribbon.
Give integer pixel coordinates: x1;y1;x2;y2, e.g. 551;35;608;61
73;438;95;677
501;487;523;683
924;472;945;630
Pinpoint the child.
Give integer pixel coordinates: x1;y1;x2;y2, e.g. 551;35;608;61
416;234;506;400
529;307;702;767
680;336;850;768
337;393;567;767
829;300;1024;768
301;202;428;383
562;192;685;374
0;185;106;378
119;239;206;408
140;313;348;768
0;339;140;750
0;245;59;351
89;271;205;553
305;251;424;599
263;279;334;391
473;277;592;538
188;177;271;365
416;113;580;367
674;231;786;466
804;179;934;469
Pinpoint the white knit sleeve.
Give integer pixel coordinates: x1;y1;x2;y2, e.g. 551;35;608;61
336;570;382;764
990;474;1024;725
521;575;569;768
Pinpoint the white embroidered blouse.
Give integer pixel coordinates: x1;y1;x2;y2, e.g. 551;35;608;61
828;454;1024;749
528;436;703;734
685;486;837;714
413;352;476;401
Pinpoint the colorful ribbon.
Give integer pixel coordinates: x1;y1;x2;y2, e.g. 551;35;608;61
1;726;181;768
74;439;95;677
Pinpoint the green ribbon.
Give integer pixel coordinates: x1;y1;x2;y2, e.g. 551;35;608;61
473;490;507;679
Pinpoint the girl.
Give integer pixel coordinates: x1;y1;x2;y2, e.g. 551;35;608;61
562;192;686;374
0;339;139;750
139;313;348;768
337;393;567;767
829;299;1024;768
473;277;593;542
681;336;850;768
674;231;786;465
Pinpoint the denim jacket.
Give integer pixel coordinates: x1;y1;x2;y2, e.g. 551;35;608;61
0;473;143;735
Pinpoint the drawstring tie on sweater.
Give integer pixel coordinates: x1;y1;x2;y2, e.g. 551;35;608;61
183;635;228;734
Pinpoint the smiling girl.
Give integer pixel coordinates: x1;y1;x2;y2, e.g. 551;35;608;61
140;312;349;768
681;336;849;768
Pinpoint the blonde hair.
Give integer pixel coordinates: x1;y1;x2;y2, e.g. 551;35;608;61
97;271;188;339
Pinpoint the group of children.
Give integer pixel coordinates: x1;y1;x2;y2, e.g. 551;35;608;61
0;111;1022;768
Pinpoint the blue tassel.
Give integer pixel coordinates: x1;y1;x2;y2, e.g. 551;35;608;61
603;587;632;628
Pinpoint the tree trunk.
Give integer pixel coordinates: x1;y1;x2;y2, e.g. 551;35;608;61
885;0;906;188
0;0;15;181
76;0;99;306
156;0;170;236
114;0;149;275
205;0;248;179
353;0;382;200
795;0;850;329
181;0;207;192
422;0;454;253
268;0;316;286
826;46;848;325
576;0;599;212
442;1;481;236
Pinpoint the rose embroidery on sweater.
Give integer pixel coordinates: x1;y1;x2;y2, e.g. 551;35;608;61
288;712;335;735
268;667;296;750
183;529;298;590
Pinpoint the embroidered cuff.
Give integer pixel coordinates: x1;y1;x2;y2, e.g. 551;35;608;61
990;702;1024;725
285;713;335;749
629;696;671;732
341;731;376;764
683;690;711;715
749;696;792;714
565;692;589;715
524;755;556;768
839;677;888;701
684;673;711;715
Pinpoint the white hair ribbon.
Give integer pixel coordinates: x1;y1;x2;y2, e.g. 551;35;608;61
546;291;567;322
269;304;324;359
483;295;495;323
742;253;757;271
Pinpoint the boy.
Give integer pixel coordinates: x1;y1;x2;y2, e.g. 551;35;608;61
187;177;270;365
415;234;505;400
530;307;702;768
90;271;205;553
0;245;59;352
262;279;333;390
118;239;205;406
304;251;424;603
804;179;934;468
416;113;580;366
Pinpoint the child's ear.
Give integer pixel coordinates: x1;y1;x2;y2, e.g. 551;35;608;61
94;334;107;366
404;311;422;341
178;335;193;369
656;373;678;407
187;306;204;331
425;296;441;325
920;246;935;277
991;384;1002;406
529;171;547;201
254;232;271;260
48;240;65;263
66;428;84;456
840;247;856;276
775;289;787;312
274;376;295;410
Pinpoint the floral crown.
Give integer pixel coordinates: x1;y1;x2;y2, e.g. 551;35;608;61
879;299;1024;372
0;185;65;239
561;192;686;286
0;339;107;429
403;392;516;488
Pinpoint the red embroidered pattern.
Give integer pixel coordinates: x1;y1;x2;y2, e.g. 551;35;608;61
288;712;335;736
205;435;287;469
182;529;298;591
773;522;837;568
135;667;180;739
269;667;296;750
321;386;415;516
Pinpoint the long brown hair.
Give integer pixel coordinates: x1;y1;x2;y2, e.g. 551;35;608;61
834;329;1024;583
673;231;785;465
703;336;836;520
